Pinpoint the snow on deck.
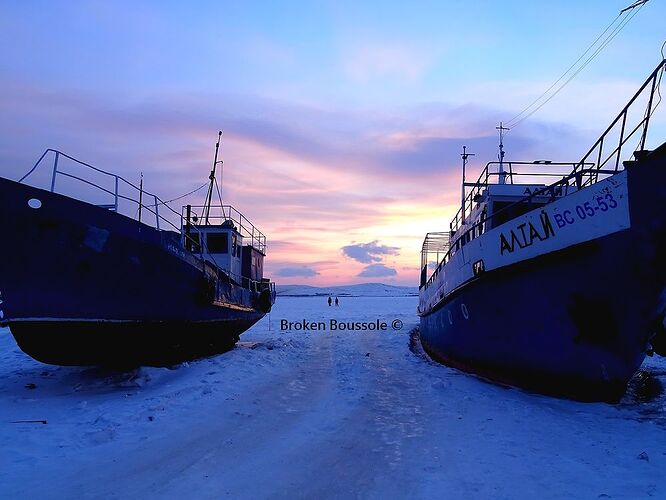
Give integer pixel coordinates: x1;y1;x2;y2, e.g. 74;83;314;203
1;296;665;498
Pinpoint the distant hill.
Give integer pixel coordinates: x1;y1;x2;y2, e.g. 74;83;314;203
276;283;418;297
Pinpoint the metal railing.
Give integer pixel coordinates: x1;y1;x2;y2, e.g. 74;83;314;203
449;161;590;235
574;58;666;187
18;148;272;293
181;205;267;254
19;148;176;231
422;58;666;291
420;232;450;288
422;166;617;290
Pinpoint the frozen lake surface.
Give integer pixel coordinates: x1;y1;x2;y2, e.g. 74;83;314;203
1;296;665;499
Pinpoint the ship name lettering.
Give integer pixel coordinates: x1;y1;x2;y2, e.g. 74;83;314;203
499;211;555;255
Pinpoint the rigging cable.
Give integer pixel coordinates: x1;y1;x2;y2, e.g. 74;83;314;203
505;1;648;130
654;40;666;115
214;175;226;218
505;11;623;127
156;181;208;206
137;180;209;218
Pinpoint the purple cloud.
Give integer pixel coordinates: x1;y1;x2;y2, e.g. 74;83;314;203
342;240;400;264
357;264;397;277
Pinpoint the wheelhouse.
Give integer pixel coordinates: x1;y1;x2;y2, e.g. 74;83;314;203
181;204;268;290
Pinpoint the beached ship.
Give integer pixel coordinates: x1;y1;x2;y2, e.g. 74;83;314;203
0;132;275;366
418;60;666;402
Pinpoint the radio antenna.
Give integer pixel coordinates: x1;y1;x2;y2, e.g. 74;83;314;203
204;131;223;224
460;145;475;211
496;122;509;185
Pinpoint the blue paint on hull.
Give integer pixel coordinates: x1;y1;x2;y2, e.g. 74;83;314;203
420;145;666;402
0;177;273;366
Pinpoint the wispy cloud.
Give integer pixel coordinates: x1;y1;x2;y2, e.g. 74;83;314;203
275;266;319;278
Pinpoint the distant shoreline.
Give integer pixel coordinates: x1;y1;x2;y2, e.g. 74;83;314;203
275;282;418;298
276;294;418;298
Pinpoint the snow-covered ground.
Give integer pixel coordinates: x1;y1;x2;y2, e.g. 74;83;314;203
1;296;665;499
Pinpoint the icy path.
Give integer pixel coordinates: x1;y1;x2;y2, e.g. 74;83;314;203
1;297;666;499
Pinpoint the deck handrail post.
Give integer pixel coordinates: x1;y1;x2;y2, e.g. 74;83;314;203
114;176;119;211
616;111;628;171
50;151;60;192
154;195;160;230
640;71;659;151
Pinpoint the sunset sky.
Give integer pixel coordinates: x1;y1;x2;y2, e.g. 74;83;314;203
1;0;665;285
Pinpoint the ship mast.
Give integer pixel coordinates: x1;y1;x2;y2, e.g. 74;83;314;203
203;131;223;224
496;122;509;184
460;145;474;213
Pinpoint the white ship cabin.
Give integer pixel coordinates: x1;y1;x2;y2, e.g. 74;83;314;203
453;182;568;244
181;205;267;287
421;160;584;289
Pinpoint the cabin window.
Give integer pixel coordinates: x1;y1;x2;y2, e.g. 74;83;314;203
491;201;545;228
207;233;229;253
477;209;486;236
186;233;201;253
232;234;238;257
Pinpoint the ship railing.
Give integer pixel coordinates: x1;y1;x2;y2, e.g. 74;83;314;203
446;60;666;240
421;165;618;291
426;61;666;289
420;232;450;288
18;149;275;292
220;265;273;294
450;161;592;235
241;277;275;294
19;148;186;233
236;273;274;294
180;205;267;254
574;58;666;187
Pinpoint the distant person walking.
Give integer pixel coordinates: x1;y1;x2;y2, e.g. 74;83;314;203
335;297;339;307
328;296;332;307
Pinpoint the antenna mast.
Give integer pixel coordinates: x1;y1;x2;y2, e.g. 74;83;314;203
204;131;223;224
460;145;475;212
496;122;509;184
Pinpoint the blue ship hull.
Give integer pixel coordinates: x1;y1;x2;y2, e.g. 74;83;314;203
420;145;666;402
0;177;274;366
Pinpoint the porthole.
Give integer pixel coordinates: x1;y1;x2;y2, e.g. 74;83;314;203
28;198;42;209
461;303;469;320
